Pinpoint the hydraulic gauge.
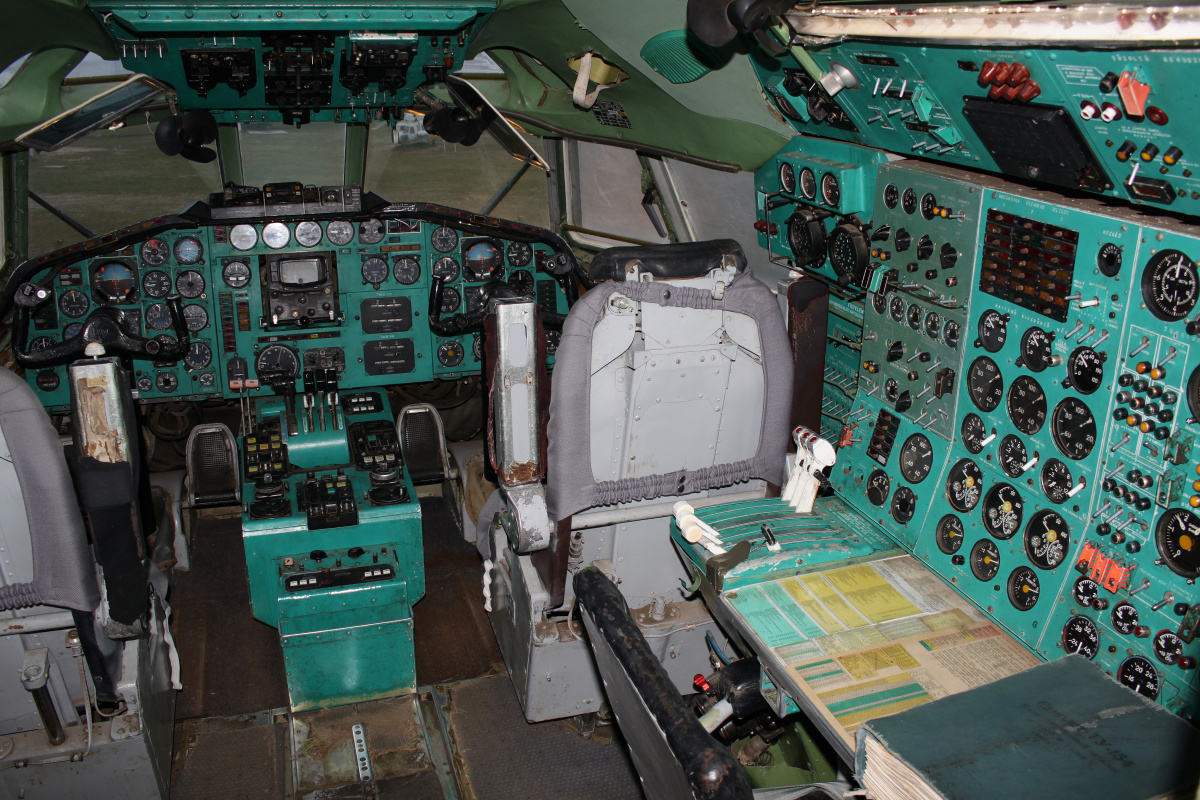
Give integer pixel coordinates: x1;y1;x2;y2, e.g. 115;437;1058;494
798;167;817;200
924;311;941;339
295;220;323;248
820;172;841;207
891;486;917;523
969;539;1000;581
183;304;208;332
440;286;461;315
976;310;1008;352
982;483;1023;539
943;320;961;348
1097;242;1123;277
1023;509;1070;569
883;183;899;209
1072;577;1099;607
1155;508;1200;579
392;257;421;285
327;220;355;246
998;434;1029;478
222;261;252;289
433;257;460;283
889;295;906;323
1062;615;1100;659
141;237;170;266
779;162;796;194
1065;346;1105;394
1111;602;1139;635
58;289;89;319
176;270;205;299
961;413;987;454
827;223;869;285
1051;397;1097;460
262;222;290;249
936;514;965;554
358;219;385;245
898;433;934;484
145;303;172;331
1007;375;1048;435
967;356;1004;412
174;237;203;265
1141;248;1199;322
361;257;389;286
906;304;923;331
902;187;917;215
1007;567;1041;611
437;341;465;368
946;458;983;512
142;270;172;298
920;192;938;220
1118;656;1159;699
229;224;258;251
431;225;459;252
1019;327;1056;372
185;342;212;370
506;241;533;267
786;211;826;267
1153;630;1185;665
866;468;891;506
509;269;535;296
1040;458;1074;504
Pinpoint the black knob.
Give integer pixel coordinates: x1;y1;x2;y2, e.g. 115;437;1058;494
1116;391;1133;404
1134;379;1150;392
1147;385;1163;399
1175;603;1191;616
1100;71;1119;92
1096;523;1112;536
919;352;932;362
951;555;966;566
887;341;905;362
1158;409;1174;423
1118;374;1134;387
1145;403;1160;415
347;547;365;559
1101;478;1119;493
1163;391;1178;404
895;391;913;413
1127;469;1142;482
940;243;959;270
1135;497;1152;511
916;235;934;260
310;549;328;562
1112;407;1129;420
894;229;912;252
1126;540;1142;553
1153;427;1170;440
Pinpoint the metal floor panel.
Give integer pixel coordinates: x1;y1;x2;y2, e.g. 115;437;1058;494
171;713;288;800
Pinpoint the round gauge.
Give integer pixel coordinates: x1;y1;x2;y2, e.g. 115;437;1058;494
827;224;869;284
92;260;137;304
1007;375;1048;435
140;238;170;266
891;486;917;523
1050;397;1097;460
1111;602;1139;635
295;220;323;248
998;434;1029;478
920;192;937;220
64;323;84;339
58;289;89;319
185;342;212;370
174;237;203;265
906;304;923;331
970;539;1001;581
176;270;206;299
255;344;299;377
431;226;459;253
229;224;258;251
507;241;533;267
1155;508;1200;579
29;336;56;352
1019;327;1055;372
145;303;172;331
473;334;484;362
898;433;934;484
1189;365;1200;422
935;514;966;554
924;311;941;339
155;372;178;393
1140;248;1198;322
871;291;887;315
786;213;826;267
361;257;389;286
967;356;1004;412
464;241;503;280
944;320;961;349
222;260;252;289
262;222;290;250
1065;346;1105;395
509;269;535;296
1118;656;1160;699
142;269;172;298
982;483;1023;540
1153;630;1184;665
440;286;461;315
1007;567;1041;611
358;219;385;245
393;257;421;285
1097;242;1123;277
327;220;355;246
976;310;1008;353
883;183;899;210
883;378;899;403
1023;509;1070;569
961;413;987;454
1062;616;1100;659
866;468;891;506
820;173;840;207
779;162;797;195
902;187;918;215
433;257;460;283
798;167;816;200
889;295;906;322
946;458;983;512
1072;576;1099;607
183;304;208;332
437;341;465;368
136;377;152;393
199;373;215;388
1040;458;1074;504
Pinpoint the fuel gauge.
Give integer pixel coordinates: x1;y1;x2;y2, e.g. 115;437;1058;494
998;434;1029;478
935;514;965;554
1023;509;1070;569
1040;458;1074;504
866;469;891;506
982;483;1023;539
1062;615;1100;659
969;539;1000;581
1118;656;1160;699
1072;576;1099;607
1153;630;1185;665
1110;601;1139;635
1007;567;1041;611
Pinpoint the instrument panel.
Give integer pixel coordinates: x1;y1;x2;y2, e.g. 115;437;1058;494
20;193;572;409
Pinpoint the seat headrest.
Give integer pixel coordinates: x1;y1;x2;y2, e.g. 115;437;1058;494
588;239;746;283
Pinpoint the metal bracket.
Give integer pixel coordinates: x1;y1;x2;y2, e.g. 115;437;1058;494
496;483;552;553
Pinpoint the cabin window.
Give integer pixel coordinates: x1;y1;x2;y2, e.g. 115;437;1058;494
562;140;672;250
238;121;347;188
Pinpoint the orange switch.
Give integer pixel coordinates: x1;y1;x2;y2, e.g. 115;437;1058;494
1118;71;1151;118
